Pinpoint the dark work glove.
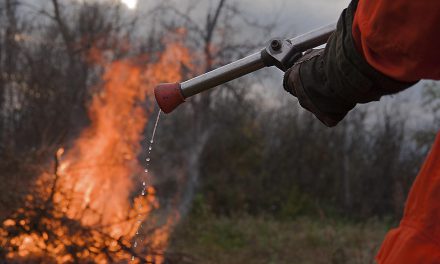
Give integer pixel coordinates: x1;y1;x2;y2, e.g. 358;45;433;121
283;0;417;127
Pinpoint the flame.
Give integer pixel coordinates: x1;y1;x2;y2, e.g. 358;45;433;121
1;33;192;263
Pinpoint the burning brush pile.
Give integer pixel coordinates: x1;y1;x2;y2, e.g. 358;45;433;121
0;37;192;263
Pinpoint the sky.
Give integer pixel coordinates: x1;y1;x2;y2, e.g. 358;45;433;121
242;0;349;35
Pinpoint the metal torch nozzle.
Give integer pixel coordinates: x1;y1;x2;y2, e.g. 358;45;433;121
154;23;336;114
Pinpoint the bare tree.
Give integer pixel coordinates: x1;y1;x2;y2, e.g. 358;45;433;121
149;0;274;218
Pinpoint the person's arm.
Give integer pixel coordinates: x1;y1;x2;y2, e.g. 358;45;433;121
353;0;440;82
283;0;422;127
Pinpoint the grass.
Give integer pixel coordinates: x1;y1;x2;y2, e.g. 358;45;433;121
168;214;391;264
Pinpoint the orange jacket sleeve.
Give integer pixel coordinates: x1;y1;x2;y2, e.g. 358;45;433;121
352;1;440;82
376;132;440;263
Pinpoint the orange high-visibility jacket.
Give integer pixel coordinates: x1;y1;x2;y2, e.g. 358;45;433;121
376;134;440;263
352;1;440;263
352;0;440;82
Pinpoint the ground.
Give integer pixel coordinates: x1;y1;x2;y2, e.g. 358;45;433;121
169;214;391;264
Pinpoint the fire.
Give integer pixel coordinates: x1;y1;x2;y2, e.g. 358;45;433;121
0;34;192;262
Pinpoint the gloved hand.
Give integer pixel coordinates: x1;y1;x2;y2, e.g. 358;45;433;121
283;0;416;127
283;49;353;127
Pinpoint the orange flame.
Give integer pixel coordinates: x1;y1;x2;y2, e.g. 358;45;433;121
1;33;192;263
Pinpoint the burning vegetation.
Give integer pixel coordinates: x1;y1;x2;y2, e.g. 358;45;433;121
0;34;192;263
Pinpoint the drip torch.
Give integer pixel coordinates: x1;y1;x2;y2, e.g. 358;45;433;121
154;23;336;114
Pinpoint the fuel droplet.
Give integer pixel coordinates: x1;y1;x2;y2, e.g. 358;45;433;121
149;146;152;151
142;181;146;186
134;241;137;248
146;158;150;162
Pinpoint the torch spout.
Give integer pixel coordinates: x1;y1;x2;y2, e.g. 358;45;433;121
154;83;185;114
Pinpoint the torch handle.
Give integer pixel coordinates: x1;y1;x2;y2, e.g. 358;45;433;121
180;23;336;98
154;23;336;114
287;23;336;54
181;52;265;98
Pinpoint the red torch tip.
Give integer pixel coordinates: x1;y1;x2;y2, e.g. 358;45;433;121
154;83;185;114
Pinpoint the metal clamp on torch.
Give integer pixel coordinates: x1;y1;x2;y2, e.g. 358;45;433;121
154;23;336;114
